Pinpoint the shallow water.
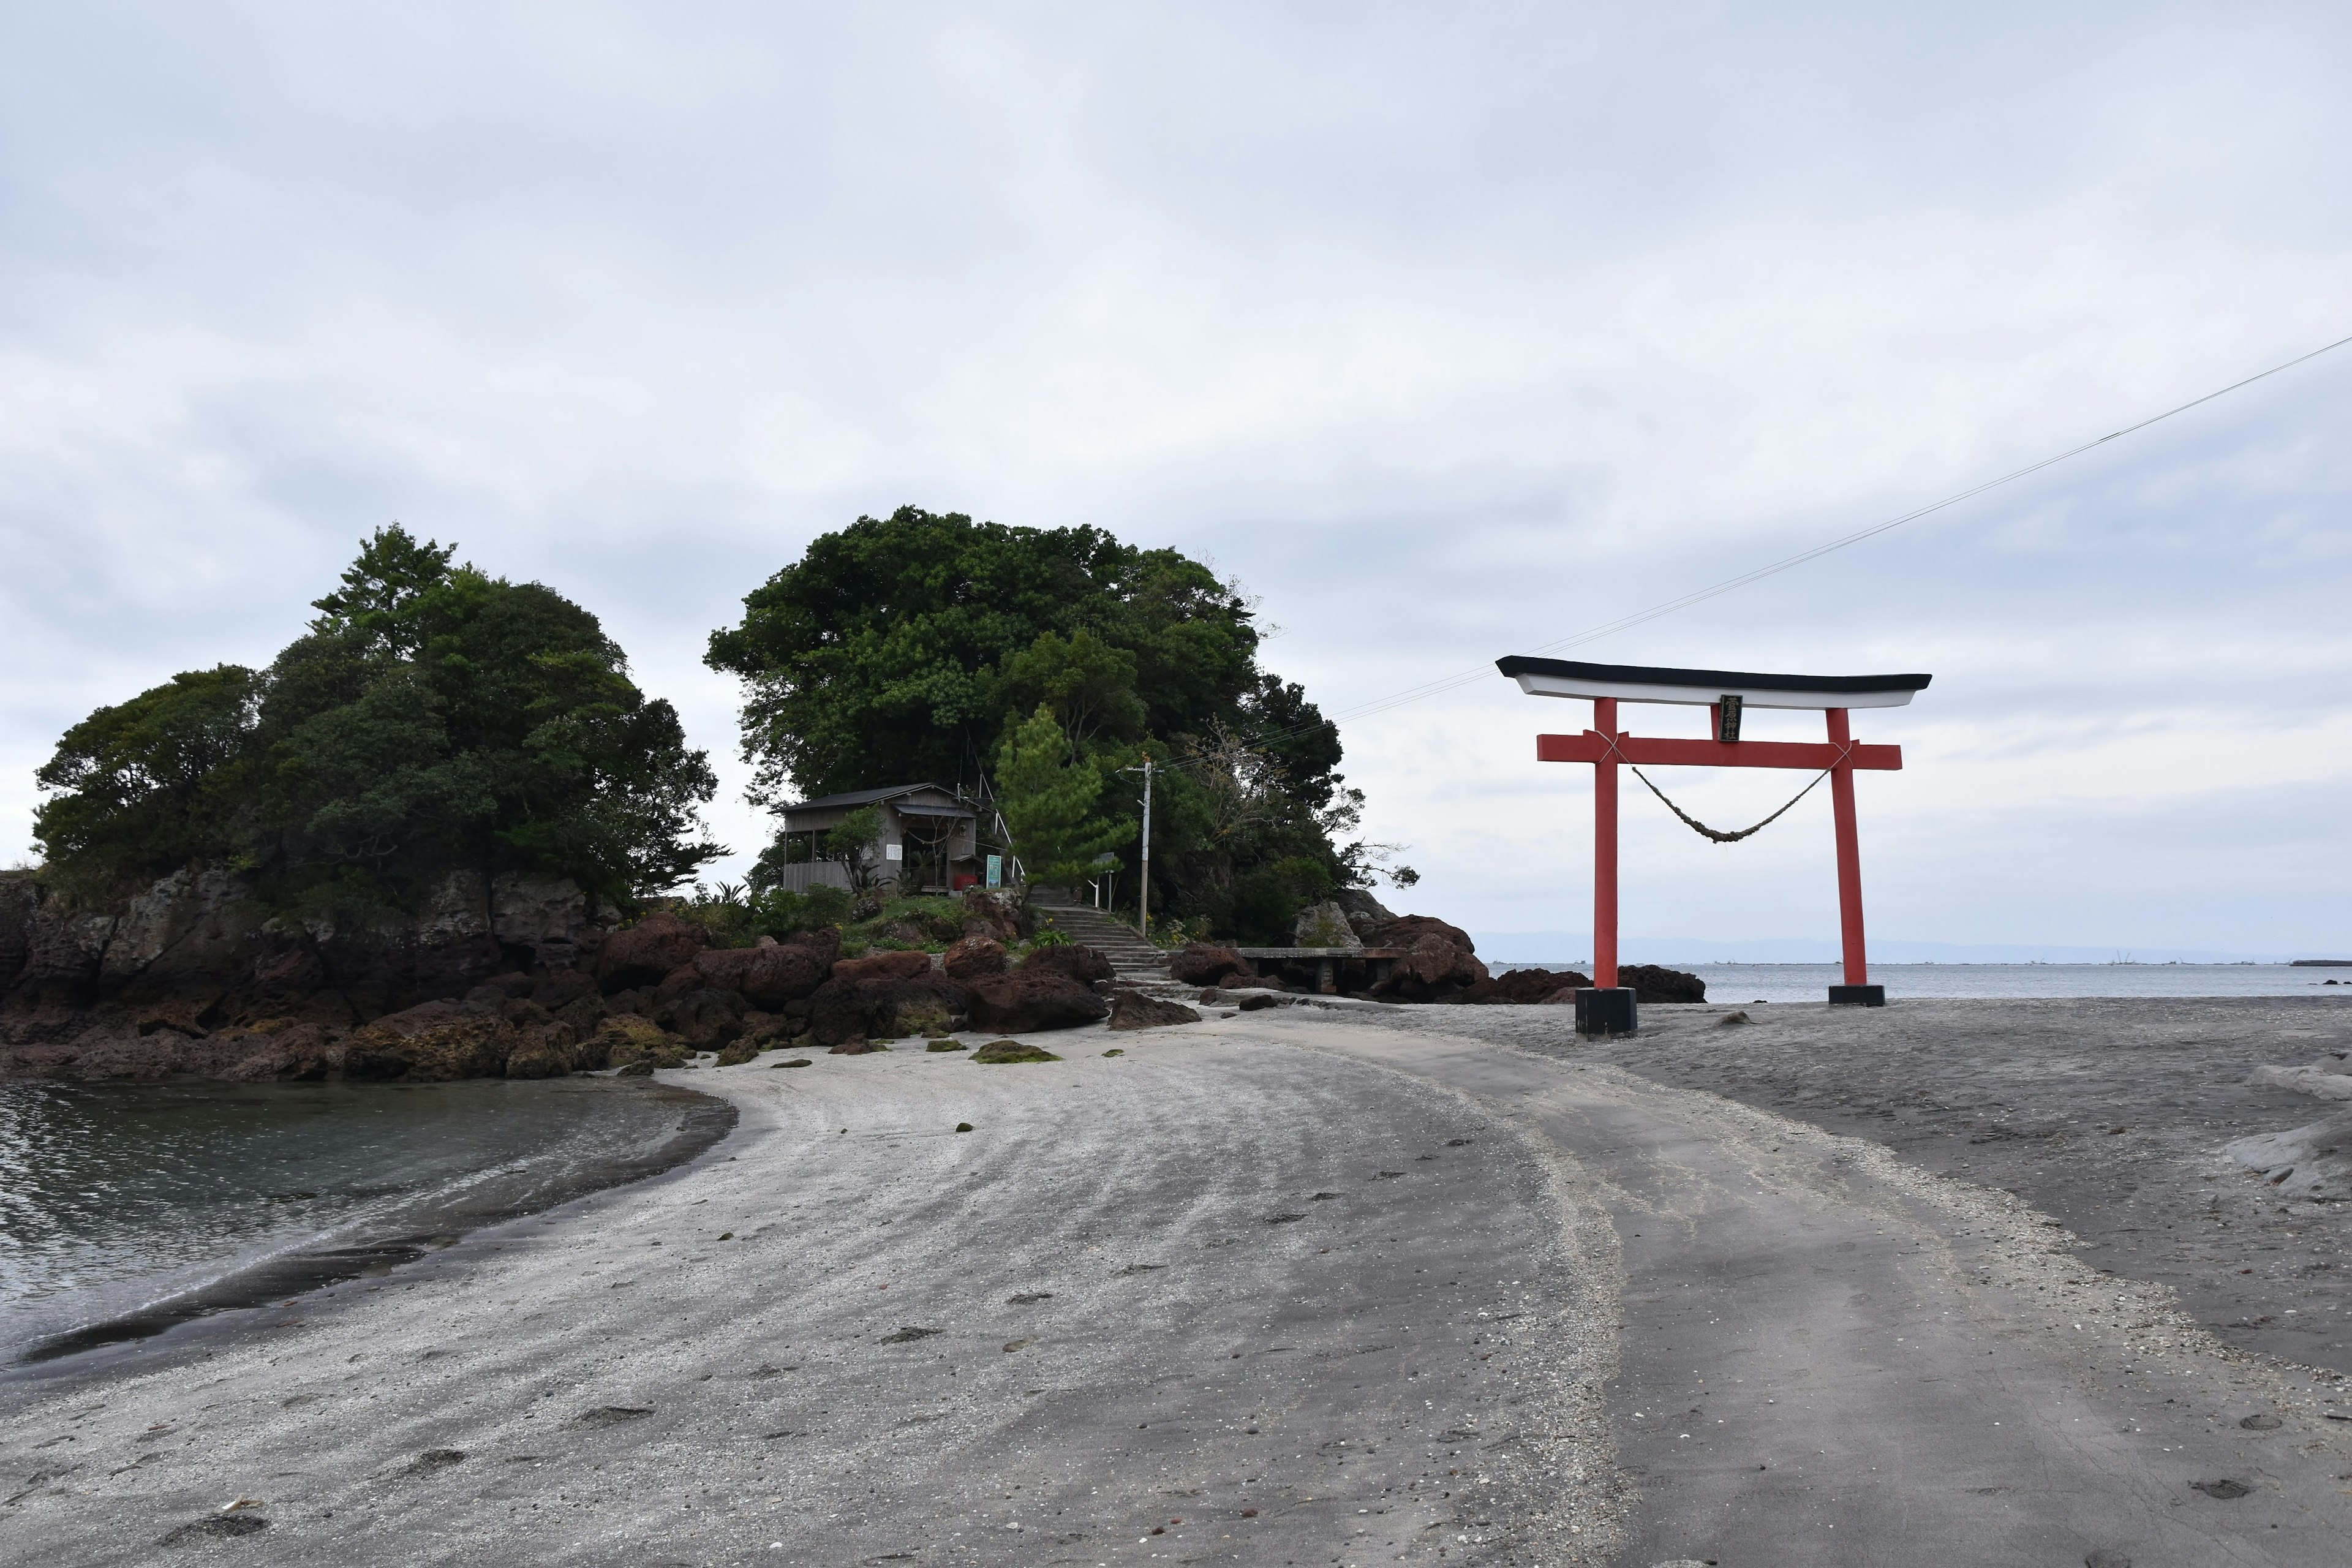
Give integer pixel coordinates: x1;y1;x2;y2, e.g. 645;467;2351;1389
1498;961;2352;1004
0;1076;723;1364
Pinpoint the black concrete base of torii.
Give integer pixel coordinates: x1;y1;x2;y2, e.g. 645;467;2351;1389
1576;987;1638;1037
1829;984;1887;1006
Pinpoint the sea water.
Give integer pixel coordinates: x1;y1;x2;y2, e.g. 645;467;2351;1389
1498;962;2352;1004
0;1076;723;1366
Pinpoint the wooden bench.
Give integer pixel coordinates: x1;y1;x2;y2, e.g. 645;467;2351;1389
1232;947;1409;996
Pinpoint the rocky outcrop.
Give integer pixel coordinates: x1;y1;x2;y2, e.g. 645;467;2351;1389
1332;888;1395;935
344;1001;521;1082
1292;901;1362;949
832;949;935;984
1017;944;1114;986
941;935;1009;981
692;941;827;1008
1169;943;1248;986
1620;964;1706;1004
807;974;967;1046
595;911;709;992
1107;990;1202;1031
1364;915;1488;1001
1457;967;1591;1005
965;968;1109;1033
959;889;1030;943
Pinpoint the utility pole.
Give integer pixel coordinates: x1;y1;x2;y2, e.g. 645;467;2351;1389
1124;756;1154;937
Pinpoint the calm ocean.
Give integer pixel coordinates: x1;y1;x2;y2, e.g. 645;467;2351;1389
1498;961;2352;1004
0;1076;727;1368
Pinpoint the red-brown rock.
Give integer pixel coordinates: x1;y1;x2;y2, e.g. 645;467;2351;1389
693;943;829;1008
1168;943;1248;986
832;949;935;983
1107;990;1202;1031
966;968;1109;1033
344;1000;518;1081
783;927;842;967
941;935;1009;981
807;974;968;1046
595;911;709;993
1457;967;1591;1005
1017;944;1114;986
1621;964;1706;1004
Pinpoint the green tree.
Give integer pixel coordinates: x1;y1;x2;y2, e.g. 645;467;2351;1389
821;805;884;890
32;666;263;891
32;527;721;911
994;705;1134;894
704;507;1259;802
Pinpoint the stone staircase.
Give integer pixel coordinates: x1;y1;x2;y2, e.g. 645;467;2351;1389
1027;891;1176;990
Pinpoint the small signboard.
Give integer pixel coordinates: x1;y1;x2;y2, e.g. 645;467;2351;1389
986;854;1002;888
884;842;902;862
1716;693;1744;743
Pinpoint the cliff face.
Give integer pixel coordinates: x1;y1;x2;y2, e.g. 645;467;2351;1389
0;867;606;1082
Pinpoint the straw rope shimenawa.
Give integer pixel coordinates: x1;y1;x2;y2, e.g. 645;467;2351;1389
1624;739;1855;844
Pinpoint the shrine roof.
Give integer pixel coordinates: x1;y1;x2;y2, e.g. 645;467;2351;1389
1495;656;1931;710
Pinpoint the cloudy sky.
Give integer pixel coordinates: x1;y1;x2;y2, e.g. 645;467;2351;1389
4;4;2348;960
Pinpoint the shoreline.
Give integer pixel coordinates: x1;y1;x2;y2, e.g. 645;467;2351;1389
5;1076;737;1378
6;1000;2350;1564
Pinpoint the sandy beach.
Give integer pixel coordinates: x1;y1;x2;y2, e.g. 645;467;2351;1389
6;1000;2352;1566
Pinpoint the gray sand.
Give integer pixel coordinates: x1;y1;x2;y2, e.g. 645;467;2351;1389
6;1000;2352;1566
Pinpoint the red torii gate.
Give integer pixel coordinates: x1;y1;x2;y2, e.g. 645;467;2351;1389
1495;657;1931;1035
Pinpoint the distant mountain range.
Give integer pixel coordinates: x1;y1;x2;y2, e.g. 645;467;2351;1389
1468;932;2348;965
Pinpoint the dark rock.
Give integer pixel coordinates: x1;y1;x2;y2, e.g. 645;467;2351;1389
956;1121;973;1131
807;974;968;1046
595;911;709;992
584;1014;686;1071
1236;993;1285;1012
663;987;748;1047
772;1058;812;1069
1169;943;1248;986
966;969;1109;1033
159;1514;270;1544
404;1449;467;1476
693;943;828;1008
344;1001;518;1082
712;1038;763;1067
614;1059;655;1077
2190;1478;2252;1499
505;1023;581;1079
1621;963;1706;1004
1364;916;1488;1001
926;1039;968;1052
832;949;935;984
941;935;1009;981
1332;888;1395;929
783;926;842;967
960;888;1030;942
972;1039;1063;1064
575;1406;654;1426
532;968;600;1010
878;1325;943;1343
1108;991;1202;1031
1457;967;1590;1005
828;1039;888;1055
1017;944;1114;985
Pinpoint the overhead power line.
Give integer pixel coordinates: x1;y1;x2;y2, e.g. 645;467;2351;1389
1160;328;2352;772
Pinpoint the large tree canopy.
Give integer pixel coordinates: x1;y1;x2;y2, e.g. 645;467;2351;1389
707;507;1387;940
34;527;720;911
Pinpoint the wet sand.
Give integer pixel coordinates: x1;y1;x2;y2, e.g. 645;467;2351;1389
5;1000;2352;1566
1371;993;2352;1376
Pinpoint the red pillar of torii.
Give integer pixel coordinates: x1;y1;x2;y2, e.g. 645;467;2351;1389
1496;657;1931;1035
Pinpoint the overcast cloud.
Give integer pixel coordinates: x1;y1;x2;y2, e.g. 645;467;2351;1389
4;3;2348;960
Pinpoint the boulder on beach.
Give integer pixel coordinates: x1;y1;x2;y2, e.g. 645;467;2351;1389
1458;967;1591;1005
1621;964;1706;1004
807;974;968;1046
693;943;829;1008
1107;990;1202;1031
972;1039;1062;1064
1169;943;1248;986
959;888;1029;943
662;987;748;1047
966;968;1109;1033
941;935;1009;981
586;1012;689;1071
1363;916;1488;1001
2226;1110;2352;1200
1017;944;1115;986
832;949;935;984
345;1000;519;1081
504;1022;582;1079
782;926;843;967
596;911;710;993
